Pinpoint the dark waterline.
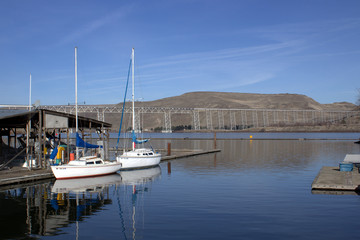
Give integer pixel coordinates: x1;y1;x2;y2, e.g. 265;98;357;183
1;137;360;239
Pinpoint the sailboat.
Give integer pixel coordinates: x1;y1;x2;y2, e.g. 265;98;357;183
50;47;122;179
116;48;161;170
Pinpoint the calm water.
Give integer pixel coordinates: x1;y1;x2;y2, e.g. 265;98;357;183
1;135;360;239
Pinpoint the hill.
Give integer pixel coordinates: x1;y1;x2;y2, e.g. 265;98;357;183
98;92;358;131
132;92;356;111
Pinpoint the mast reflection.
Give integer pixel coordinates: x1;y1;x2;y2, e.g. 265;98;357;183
0;166;161;239
117;167;162;240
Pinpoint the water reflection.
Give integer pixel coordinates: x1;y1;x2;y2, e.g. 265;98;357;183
117;167;161;240
175;139;358;173
1;138;360;240
0;167;161;239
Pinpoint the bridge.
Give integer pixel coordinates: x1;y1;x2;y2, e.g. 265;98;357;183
35;105;359;132
2;104;358;132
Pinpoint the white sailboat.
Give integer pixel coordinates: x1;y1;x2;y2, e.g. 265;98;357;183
50;47;122;179
116;48;161;170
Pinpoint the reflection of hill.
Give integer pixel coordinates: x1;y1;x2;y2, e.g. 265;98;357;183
173;140;350;171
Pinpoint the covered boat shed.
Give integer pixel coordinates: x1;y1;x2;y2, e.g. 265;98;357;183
0;108;112;169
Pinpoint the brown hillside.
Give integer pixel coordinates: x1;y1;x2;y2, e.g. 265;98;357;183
102;92;358;131
137;92;356;111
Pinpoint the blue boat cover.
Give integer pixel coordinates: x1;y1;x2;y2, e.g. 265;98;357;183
132;131;148;144
49;147;58;160
76;133;102;148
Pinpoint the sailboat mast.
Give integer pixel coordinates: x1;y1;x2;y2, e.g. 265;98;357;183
75;47;79;160
29;73;32;111
132;48;135;151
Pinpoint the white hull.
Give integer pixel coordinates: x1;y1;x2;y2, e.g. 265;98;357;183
116;148;161;170
51;159;122;180
52;174;123;193
119;166;161;185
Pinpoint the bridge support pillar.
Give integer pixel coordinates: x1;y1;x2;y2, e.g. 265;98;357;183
206;110;213;130
193;110;200;130
164;111;172;133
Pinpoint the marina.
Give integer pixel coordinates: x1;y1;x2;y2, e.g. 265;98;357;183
1;137;360;239
1;1;360;239
0;148;221;187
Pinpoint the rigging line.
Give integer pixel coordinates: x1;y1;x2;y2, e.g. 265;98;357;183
116;187;128;240
116;59;132;152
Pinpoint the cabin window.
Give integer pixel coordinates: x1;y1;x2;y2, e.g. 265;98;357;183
95;161;102;164
143;153;148;156
87;161;94;165
149;152;153;155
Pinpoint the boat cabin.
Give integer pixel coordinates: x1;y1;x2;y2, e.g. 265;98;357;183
68;156;105;166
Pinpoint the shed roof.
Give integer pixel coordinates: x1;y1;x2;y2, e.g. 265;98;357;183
0;109;112;129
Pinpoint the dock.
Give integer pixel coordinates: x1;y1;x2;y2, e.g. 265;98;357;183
161;149;221;161
0;167;54;190
312;166;360;191
0;148;221;188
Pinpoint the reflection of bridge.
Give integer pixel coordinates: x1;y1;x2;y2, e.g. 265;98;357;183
35;105;358;132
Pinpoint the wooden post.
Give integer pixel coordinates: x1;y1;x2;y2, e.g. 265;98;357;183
26;124;29;168
14;128;16;149
167;142;171;156
42;126;46;167
106;130;110;160
213;132;217;149
0;130;2;157
42;111;47;168
38;110;42;168
7;129;10;147
89;122;92;155
67;128;70;163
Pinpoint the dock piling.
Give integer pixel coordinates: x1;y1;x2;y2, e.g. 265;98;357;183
167;143;171;156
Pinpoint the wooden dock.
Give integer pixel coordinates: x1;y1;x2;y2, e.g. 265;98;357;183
312;166;360;191
0;149;221;188
161;149;221;161
0;167;54;190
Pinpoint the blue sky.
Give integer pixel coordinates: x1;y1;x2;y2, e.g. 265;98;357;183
1;0;359;105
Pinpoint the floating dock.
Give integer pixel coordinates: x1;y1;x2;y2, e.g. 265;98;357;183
0;149;221;188
0;167;54;190
312;166;360;191
161;149;221;161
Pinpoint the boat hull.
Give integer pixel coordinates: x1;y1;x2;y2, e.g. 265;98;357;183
51;162;122;180
116;149;161;170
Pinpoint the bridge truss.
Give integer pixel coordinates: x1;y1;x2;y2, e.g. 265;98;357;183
34;105;359;132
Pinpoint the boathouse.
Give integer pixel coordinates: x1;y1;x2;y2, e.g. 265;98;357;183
0;108;112;170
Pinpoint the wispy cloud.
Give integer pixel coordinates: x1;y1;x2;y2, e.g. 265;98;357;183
135;41;293;93
134;17;360;98
55;7;131;46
